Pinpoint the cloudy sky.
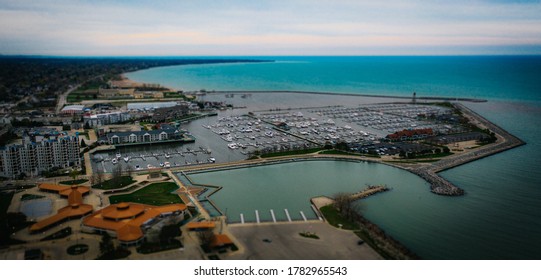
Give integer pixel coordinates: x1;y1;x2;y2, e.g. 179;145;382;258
1;0;540;56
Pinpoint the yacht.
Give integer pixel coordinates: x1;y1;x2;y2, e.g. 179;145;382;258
208;157;216;163
228;143;238;149
115;152;121;159
123;156;130;163
164;162;171;168
111;158;118;164
165;153;170;159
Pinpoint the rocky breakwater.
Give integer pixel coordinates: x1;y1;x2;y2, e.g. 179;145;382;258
415;103;526;196
412;167;465;196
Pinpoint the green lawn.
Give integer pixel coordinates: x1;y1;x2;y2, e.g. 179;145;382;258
109;182;183;206
320;205;359;230
59;179;88;185
67;92;98;102
92;176;135;190
21;194;45;201
319;150;381;158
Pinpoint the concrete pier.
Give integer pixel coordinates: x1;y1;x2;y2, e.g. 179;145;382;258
270;209;276;223
284;209;292;222
311;204;323;221
300;211;307;221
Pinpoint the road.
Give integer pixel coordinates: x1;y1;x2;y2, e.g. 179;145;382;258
55;74;103;114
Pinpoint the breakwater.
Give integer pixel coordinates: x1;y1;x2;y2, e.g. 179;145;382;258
211;90;488;103
411;103;526;196
349;185;390;201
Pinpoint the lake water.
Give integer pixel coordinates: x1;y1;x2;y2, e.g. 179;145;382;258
186;160;431;223
127;56;541;259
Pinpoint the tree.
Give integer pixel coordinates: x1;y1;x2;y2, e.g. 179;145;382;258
197;231;215;252
99;232;115;256
126;164;134;177
333;192;363;221
159;224;181;244
95;170;104;187
69;169;80;183
112;164;122;184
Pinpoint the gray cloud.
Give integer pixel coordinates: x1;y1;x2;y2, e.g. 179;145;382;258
1;0;540;55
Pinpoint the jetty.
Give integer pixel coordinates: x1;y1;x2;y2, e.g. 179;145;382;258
411;103;525;196
349;185;390;201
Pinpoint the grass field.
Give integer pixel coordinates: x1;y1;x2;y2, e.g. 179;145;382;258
92;176;135;190
108;182;183;206
319;205;360;230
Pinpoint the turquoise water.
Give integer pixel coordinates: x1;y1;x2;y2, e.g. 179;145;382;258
127;56;541;101
129;56;541;259
187;160;430;223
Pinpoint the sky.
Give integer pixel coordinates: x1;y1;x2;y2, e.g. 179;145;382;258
1;0;540;56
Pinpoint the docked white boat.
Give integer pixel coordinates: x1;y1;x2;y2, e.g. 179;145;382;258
111;158;118;164
165;153;170;159
123;156;130;163
116;152;121;159
227;143;238;149
164;162;171;168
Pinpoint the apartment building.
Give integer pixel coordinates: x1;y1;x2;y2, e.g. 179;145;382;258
0;135;80;178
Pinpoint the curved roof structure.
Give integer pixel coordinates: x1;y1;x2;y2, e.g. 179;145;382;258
83;203;187;243
102;203;145;220
30;184;93;233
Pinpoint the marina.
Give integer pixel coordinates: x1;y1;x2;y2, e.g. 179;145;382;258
91;145;215;173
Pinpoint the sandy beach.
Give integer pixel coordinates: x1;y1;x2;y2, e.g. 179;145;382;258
110;75;147;89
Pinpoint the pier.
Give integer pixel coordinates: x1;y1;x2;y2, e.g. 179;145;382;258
349;185;390;201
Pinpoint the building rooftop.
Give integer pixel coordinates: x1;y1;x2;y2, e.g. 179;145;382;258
83;203;187;242
61;105;85;112
30;184;93;232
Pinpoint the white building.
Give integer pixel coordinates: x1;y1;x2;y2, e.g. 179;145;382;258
83;111;132;127
0;135;80;178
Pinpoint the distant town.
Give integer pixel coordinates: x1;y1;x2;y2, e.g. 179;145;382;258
0;57;524;260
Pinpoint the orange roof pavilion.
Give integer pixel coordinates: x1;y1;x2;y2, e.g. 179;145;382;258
211;234;234;248
186;221;216;231
83;203;187;243
30;184;93;233
38;183;90;196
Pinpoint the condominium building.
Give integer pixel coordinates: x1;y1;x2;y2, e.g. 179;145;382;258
0;135;80;178
103;127;184;145
83;111;132;127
